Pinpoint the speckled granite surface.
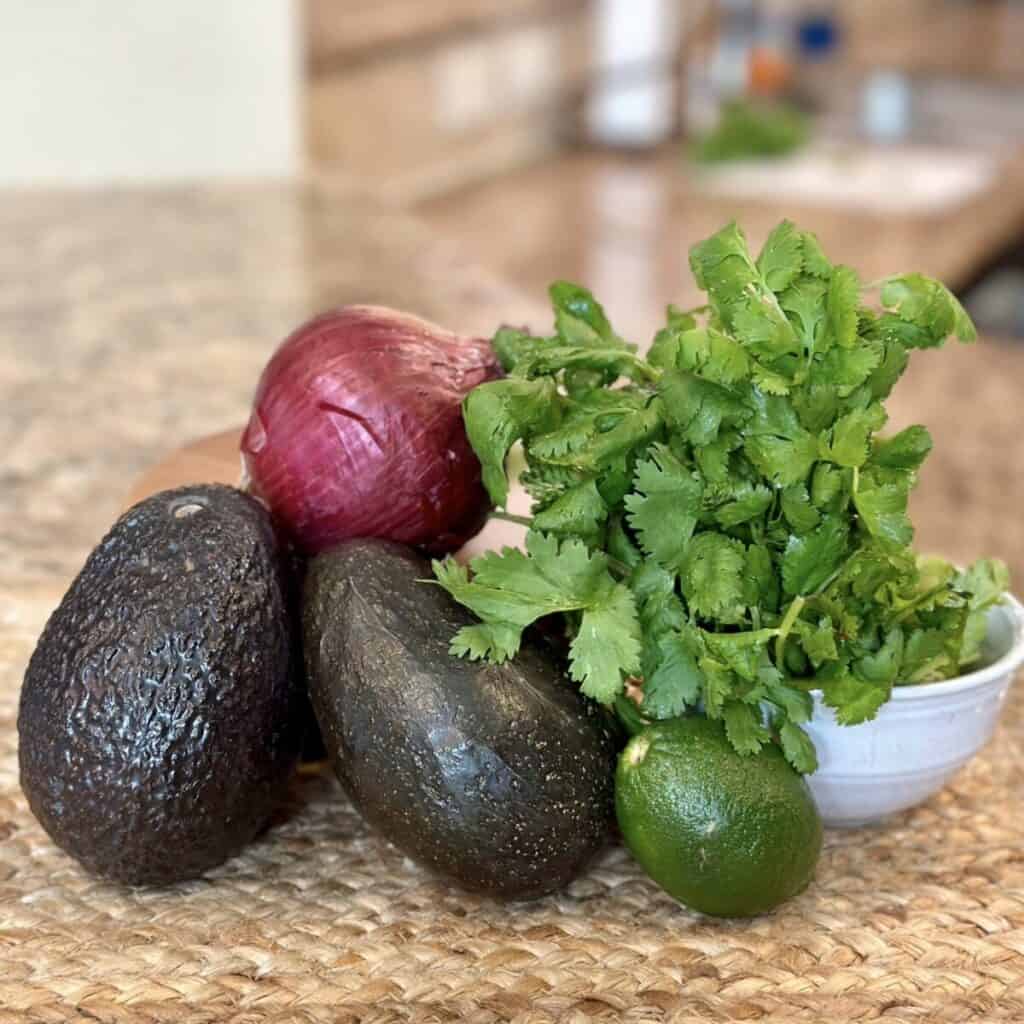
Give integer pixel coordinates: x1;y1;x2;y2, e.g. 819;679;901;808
0;182;544;601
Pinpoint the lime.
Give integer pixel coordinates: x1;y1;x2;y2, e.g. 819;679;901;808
616;716;822;917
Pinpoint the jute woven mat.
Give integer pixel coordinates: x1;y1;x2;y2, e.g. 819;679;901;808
2;596;1024;1024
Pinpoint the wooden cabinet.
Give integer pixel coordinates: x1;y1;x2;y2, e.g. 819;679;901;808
303;0;594;200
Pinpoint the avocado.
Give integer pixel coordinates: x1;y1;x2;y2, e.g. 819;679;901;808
303;539;617;900
19;484;303;885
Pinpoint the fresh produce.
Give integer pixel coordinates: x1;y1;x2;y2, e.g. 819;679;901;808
302;539;618;899
19;485;303;885
433;223;1010;775
19;218;1010;918
691;99;809;164
242;305;502;555
616;716;822;917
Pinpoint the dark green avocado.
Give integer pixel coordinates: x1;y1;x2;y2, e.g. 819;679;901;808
18;484;303;885
303;539;618;900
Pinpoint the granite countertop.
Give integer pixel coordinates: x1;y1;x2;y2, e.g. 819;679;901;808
3;176;1023;607
1;181;544;605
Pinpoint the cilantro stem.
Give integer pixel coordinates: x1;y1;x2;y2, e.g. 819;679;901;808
606;555;632;579
775;594;806;666
490;511;534;529
614;351;663;383
851;466;860;495
811;566;843;598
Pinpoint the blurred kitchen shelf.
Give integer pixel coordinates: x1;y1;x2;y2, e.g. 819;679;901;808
844;0;1024;86
305;0;589;71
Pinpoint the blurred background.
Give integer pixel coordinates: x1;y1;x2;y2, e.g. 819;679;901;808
3;0;1023;582
6;1;1024;342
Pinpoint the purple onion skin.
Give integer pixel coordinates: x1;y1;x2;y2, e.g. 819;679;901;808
242;306;502;556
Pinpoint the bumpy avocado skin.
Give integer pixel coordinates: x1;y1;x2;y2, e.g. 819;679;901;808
303;539;618;900
18;485;303;885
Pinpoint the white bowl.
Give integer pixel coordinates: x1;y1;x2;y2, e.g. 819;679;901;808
804;595;1024;828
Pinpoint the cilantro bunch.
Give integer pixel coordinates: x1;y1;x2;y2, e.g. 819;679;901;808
433;221;1009;773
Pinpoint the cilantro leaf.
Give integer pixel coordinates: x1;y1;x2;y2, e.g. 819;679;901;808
825;265;860;349
817;343;883;397
531;479;608;545
799;231;832;279
745;543;780;613
449;621;523;662
744;433;818;487
792;381;840;433
631;560;687;642
956;558;1011;610
778;720;819;773
781;484;820;534
868;345;910;401
820;404;888;468
680;532;747;620
549;281;626;347
700;657;736;718
855;626;904;685
658;369;748;446
795;617;839;667
463;377;560;506
624;444;703;571
513;343;654;384
811;463;845;509
953;558;1010;666
765;681;814;724
819;669;890;725
569;583;642;703
690;221;800;360
880;273;977;345
757;220;804;292
782;515;850;596
723;701;771;755
705;629;777;681
433;533;605;638
642;629;703;718
869;425;932;471
543;403;663;471
779;277;827;353
715;482;774;528
744;391;820;486
491;327;546;373
854;475;913;549
675;327;752;386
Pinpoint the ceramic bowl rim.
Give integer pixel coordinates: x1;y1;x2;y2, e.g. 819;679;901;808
809;593;1024;704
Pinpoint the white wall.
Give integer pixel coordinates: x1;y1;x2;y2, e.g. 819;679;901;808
0;1;301;186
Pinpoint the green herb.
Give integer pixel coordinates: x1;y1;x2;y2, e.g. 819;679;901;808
691;100;810;165
433;220;1008;773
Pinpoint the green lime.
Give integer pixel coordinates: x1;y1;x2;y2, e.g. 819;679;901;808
616;716;822;917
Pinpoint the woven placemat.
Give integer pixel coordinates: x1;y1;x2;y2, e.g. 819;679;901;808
3;595;1024;1024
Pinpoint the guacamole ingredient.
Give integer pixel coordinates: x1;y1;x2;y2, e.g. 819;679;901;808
19;485;303;885
616;716;822;917
242;305;502;555
302;538;617;899
434;222;1008;773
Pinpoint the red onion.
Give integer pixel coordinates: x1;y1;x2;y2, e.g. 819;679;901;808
242;305;502;555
